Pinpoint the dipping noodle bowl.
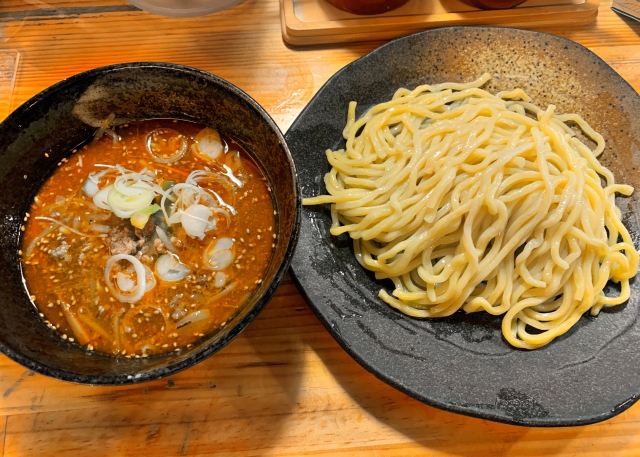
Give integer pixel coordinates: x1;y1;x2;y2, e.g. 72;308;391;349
22;119;275;357
0;63;299;383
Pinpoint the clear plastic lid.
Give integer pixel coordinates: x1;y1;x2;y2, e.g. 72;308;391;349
127;0;245;17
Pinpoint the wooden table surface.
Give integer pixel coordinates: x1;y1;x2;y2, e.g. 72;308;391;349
1;0;640;455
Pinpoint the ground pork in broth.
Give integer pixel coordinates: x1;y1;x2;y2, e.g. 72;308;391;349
21;119;275;357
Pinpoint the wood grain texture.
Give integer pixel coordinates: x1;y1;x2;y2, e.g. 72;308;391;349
280;0;601;45
1;0;640;455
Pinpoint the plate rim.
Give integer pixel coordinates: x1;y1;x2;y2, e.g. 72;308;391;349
286;25;640;427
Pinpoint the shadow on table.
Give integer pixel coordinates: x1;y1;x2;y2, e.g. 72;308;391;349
6;326;306;456
304;331;631;456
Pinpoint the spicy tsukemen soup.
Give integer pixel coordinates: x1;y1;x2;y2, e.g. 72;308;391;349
21;119;275;357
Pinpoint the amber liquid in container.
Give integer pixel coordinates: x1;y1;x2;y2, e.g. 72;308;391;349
324;0;410;15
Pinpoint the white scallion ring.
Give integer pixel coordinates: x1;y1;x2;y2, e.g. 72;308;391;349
104;254;146;303
145;128;188;164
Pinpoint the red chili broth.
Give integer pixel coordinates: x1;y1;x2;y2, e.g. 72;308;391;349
21;119;275;357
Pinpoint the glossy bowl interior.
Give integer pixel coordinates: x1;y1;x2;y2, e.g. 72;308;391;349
0;63;299;385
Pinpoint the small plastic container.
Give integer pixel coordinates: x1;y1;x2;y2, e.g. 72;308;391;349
0;50;20;120
127;0;244;17
324;0;409;15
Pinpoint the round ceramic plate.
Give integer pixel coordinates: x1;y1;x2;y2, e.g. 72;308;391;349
286;27;640;426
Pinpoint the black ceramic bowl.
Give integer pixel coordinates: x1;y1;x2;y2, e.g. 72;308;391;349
0;63;299;384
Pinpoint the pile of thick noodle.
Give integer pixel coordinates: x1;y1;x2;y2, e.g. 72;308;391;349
303;74;639;349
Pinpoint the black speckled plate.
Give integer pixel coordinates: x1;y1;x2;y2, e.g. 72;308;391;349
286;27;640;426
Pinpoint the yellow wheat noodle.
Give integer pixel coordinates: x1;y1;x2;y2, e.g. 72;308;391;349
303;74;639;349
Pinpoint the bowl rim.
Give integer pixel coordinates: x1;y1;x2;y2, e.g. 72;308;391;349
0;62;301;385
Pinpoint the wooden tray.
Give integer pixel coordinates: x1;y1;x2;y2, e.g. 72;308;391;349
280;0;600;45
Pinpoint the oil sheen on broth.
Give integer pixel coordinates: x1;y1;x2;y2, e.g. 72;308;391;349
21;119;275;357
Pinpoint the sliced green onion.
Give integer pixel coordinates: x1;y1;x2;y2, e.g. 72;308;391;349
162;180;176;191
130;204;160;229
107;187;155;218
